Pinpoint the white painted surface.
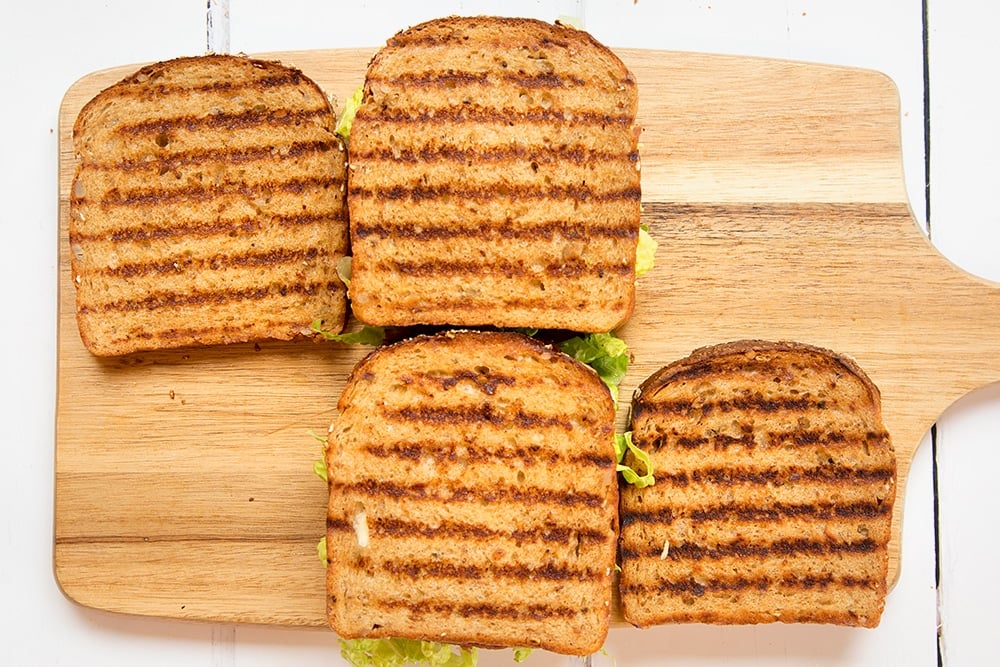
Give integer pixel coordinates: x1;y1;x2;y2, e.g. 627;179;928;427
1;0;993;664
927;2;1000;665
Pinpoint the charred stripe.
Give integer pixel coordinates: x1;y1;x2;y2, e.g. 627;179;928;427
620;573;878;597
620;499;891;527
363;441;613;469
114;105;330;137
77;281;338;314
371;597;584;621
386;403;576;430
69;212;342;244
655;464;895;487
357;105;632;126
328;515;610;545
351;145;638;166
373;557;599;582
86;140;338;172
349;184;641;203
620;537;881;561
634;396;839;419
379;258;632;279
92;247;329;278
660;429;870;451
332;478;607;508
352;220;636;242
369;69;586;89
94;176;333;207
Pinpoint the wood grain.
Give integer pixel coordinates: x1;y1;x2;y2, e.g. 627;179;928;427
54;48;1000;628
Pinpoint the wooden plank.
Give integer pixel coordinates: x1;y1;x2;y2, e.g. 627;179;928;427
54;47;1000;628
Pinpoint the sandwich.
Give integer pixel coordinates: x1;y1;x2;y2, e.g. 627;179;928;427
324;330;619;655
618;340;897;628
69;54;349;356
346;16;642;332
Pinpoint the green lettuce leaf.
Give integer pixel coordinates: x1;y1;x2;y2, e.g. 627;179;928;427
635;224;658;277
309;430;328;482
558;332;629;403
312;319;386;346
339;638;478;667
336;86;364;141
336;255;353;288
511;648;533;662
614;431;655;488
317;536;329;567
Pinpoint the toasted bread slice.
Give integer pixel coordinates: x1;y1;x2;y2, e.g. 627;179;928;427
69;54;348;356
347;16;641;331
325;330;618;655
619;340;896;628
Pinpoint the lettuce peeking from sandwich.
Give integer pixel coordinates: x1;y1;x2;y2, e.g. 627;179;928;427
636;223;657;277
339;638;478;667
614;431;655;488
335;86;364;142
558;332;629;404
312;319;386;346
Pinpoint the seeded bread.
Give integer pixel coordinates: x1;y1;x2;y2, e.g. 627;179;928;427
347;16;641;331
619;340;896;628
325;330;618;655
69;54;349;356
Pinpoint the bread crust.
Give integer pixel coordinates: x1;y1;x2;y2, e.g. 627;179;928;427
69;54;348;356
620;340;896;628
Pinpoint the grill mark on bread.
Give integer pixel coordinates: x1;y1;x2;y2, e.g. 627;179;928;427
115;106;330;137
350;183;641;203
111;322;304;344
91;247;329;278
368;295;594;314
363;441;613;469
78;281;336;314
621;573;879;597
372;597;584;622
621;499;891;527
370;69;587;90
385;404;575;430
381;258;632;279
328;516;610;544
116;69;308;96
621;537;882;562
333;478;607;508
70;212;341;244
654;464;895;487
84;139;337;172
374;557;600;582
356;106;633;127
635;395;841;419
663;428;887;451
350;145;637;167
353;220;635;242
332;515;610;545
96;176;331;208
645;357;849;385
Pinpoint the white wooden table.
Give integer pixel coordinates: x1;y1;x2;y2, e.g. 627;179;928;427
2;1;997;664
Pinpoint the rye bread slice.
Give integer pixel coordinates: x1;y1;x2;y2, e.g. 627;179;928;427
619;340;896;628
69;54;348;356
347;16;641;332
325;330;618;654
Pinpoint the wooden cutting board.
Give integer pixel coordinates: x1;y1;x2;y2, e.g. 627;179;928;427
54;48;1000;628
